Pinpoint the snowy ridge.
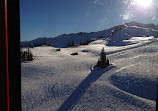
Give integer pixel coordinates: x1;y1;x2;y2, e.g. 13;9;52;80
107;24;158;46
21;21;158;47
125;21;158;30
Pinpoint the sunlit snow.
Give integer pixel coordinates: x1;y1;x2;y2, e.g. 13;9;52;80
22;37;158;111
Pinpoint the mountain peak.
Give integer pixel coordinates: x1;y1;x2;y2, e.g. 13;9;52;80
21;22;158;47
124;21;157;29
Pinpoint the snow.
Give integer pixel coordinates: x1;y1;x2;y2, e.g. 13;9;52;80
21;22;158;48
123;36;154;43
22;37;158;111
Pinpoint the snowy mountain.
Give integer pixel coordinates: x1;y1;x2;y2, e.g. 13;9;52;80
21;21;158;47
21;21;158;111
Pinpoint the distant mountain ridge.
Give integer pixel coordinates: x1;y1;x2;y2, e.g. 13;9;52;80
21;21;158;47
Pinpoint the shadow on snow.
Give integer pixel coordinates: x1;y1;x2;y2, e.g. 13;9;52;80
110;75;157;101
57;65;115;111
107;41;155;55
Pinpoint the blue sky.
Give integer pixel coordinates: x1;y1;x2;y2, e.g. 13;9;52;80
20;0;158;41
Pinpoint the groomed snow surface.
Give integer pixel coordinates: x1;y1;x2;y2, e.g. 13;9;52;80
22;37;158;111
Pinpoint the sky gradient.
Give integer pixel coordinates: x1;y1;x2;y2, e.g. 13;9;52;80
20;0;158;41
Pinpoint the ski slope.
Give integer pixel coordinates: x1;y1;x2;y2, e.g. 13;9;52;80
22;37;158;111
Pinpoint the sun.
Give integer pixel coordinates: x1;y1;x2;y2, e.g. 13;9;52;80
135;0;153;7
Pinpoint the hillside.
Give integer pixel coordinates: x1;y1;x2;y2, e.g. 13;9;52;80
21;21;158;48
22;36;158;111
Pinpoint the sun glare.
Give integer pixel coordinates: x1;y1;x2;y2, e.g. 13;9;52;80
135;0;152;7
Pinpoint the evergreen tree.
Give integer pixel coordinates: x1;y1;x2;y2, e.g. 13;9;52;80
67;40;75;47
21;46;33;61
26;46;33;61
97;48;110;68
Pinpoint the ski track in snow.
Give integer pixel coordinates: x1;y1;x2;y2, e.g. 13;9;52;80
22;39;158;111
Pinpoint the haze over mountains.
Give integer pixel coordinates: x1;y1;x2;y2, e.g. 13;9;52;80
21;21;158;47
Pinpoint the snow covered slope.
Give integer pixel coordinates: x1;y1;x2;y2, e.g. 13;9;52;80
21;21;158;48
22;37;158;111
